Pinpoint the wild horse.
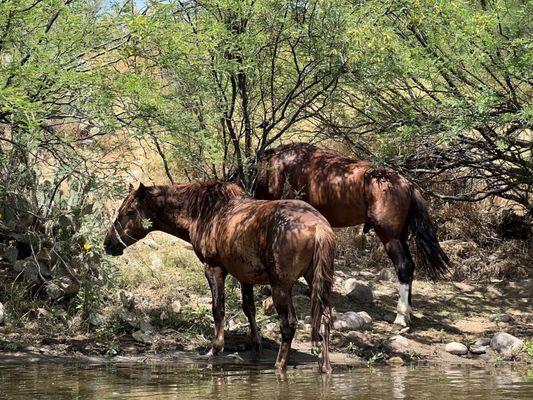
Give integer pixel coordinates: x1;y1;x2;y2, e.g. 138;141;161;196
253;143;450;328
104;181;335;372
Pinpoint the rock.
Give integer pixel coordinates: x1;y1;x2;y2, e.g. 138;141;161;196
334;259;346;269
171;300;182;314
335;270;348;278
356;311;372;324
143;238;159;250
36;308;51;319
139;318;155;333
344;279;373;303
333;311;372;331
265;322;277;332
387;356;405;365
358;271;375;280
57;276;79;295
3;246;18;264
377;268;397;282
151;255;163;269
490;332;524;354
262;297;276;315
228;318;238;331
475;338;491;347
346;331;368;345
389;335;410;352
500;314;512;323
445;342;468;355
88;313;104;327
383;313;396;324
160;310;169;321
132;330;153;344
22;262;41;283
118;310;140;329
398;326;410;334
469;345;487;354
260;286;271;297
45;277;79;300
343;278;359;293
0;302;4;325
45;282;63;300
13;260;27;273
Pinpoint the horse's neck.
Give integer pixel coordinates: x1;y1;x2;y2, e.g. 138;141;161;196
151;199;192;242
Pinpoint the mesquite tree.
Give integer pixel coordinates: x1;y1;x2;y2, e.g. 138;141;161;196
316;0;532;211
121;0;352;188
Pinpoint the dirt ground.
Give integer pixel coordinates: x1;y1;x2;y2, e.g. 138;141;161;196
0;232;531;370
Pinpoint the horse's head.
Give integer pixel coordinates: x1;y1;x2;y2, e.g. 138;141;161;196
104;183;161;256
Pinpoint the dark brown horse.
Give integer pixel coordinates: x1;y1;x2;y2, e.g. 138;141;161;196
104;181;335;372
254;143;449;328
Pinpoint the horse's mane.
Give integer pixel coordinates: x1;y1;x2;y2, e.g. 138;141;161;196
184;181;248;220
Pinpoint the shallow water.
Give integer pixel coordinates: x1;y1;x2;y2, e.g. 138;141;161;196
0;362;531;400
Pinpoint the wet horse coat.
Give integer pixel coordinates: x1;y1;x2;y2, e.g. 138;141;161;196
104;181;335;372
254;143;449;327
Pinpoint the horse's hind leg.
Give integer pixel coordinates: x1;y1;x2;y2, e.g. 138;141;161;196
204;264;227;356
382;239;415;328
271;284;297;370
241;283;262;359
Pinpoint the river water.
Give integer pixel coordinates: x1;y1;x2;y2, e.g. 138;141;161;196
0;363;531;399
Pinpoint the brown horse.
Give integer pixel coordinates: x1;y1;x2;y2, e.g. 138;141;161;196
104;181;335;372
254;143;449;328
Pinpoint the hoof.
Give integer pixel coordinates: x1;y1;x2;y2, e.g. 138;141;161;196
320;364;333;374
393;326;410;334
393;313;410;328
206;347;224;357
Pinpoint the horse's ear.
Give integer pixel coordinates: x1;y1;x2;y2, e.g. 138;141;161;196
138;183;147;198
128;183;134;192
138;183;161;198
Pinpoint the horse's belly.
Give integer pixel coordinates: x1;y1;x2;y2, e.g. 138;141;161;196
222;256;270;285
315;203;366;227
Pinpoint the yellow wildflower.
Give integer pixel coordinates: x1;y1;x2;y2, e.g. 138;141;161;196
83;243;92;251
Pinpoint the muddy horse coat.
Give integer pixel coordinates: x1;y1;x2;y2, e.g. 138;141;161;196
104;181;335;372
254;143;449;328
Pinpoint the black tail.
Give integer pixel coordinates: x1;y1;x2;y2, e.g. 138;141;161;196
310;225;335;345
408;189;450;280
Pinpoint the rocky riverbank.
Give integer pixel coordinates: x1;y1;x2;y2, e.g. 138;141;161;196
1;233;531;369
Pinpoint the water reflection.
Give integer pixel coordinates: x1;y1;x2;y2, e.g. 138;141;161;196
0;363;531;400
391;366;407;399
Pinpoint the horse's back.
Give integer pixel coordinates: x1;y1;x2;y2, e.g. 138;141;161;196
257;144;372;226
210;198;332;284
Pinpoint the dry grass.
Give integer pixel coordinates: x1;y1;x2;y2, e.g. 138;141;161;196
333;202;532;282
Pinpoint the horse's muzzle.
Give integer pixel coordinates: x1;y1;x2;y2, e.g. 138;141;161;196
104;238;125;256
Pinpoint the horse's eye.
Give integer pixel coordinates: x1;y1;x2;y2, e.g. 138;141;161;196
126;209;136;216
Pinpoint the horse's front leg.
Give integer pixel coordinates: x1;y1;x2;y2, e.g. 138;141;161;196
272;284;296;370
204;264;227;356
241;283;262;359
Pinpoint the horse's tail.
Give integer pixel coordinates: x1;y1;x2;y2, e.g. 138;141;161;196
310;224;335;346
408;188;450;280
